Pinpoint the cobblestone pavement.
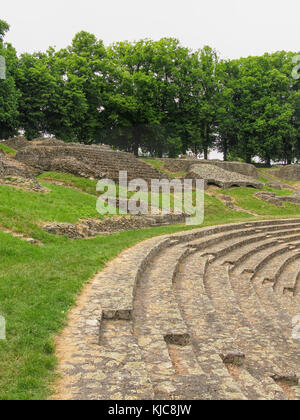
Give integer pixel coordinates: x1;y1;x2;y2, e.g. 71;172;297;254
54;219;300;400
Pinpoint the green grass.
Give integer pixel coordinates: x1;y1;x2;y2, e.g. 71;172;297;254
140;158;187;178
258;168;300;188
220;187;300;216
0;182;105;240
38;172;99;196
258;174;270;184
0;172;299;400
0;144;16;156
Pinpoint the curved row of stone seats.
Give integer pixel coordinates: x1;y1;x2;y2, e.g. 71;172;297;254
55;219;300;400
203;260;298;386
15;145;168;183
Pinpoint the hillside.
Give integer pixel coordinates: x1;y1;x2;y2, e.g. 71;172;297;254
0;144;300;399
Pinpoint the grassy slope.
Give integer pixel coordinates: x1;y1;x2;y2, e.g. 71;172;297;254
220;187;299;217
258;167;300;188
139;158;187;178
0;172;300;400
0;144;17;156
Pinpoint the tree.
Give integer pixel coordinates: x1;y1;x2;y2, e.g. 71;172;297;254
1;23;300;164
184;46;220;159
106;38;184;156
0;20;9;44
105;39;220;158
0;20;19;139
216;53;299;164
56;31;108;142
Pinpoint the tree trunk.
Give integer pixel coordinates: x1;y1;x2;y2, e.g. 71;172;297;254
204;148;208;160
203;123;209;160
223;144;228;162
245;153;252;164
133;143;139;157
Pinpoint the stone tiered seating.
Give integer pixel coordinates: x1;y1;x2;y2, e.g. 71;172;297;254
55;219;300;400
15;144;167;183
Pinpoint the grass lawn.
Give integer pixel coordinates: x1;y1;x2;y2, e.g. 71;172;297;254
140;158;188;178
0;173;299;399
219;186;299;216
0;144;17;156
258;168;300;188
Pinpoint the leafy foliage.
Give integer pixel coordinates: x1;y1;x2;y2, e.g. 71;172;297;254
0;19;300;163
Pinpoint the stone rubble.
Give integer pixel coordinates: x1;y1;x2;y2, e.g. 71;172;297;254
43;214;187;238
0;149;45;192
254;192;300;206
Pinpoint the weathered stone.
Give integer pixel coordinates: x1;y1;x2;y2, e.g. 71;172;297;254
43;214;187;238
254;192;283;206
0;149;35;179
2;136;29;150
187;164;263;189
15;143;166;183
267;183;282;190
158;158;259;179
220;352;246;367
54;219;300;401
275;165;300;181
255;192;300;206
0;149;44;192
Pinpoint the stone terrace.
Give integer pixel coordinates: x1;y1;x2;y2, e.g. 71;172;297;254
158;158;259;179
54;219;300;400
188;164;263;189
15;144;167;183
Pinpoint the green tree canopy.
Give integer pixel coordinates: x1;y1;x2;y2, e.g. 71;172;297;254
0;20;19;139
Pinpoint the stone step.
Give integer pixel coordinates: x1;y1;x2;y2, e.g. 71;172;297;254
227;236;300;274
132;245;205;399
251;247;300;282
264;252;300;296
254;275;296;336
54;219;300;400
203;263;298;386
187;223;300;252
174;253;248;399
176;252;287;399
209;230;300;262
229;271;299;377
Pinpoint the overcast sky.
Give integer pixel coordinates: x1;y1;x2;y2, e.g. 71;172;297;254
2;0;300;59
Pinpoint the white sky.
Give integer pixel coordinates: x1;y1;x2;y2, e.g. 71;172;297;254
2;0;300;59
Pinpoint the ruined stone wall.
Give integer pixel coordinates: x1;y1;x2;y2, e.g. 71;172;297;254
15;144;166;182
158;158;258;179
0;149;35;178
187;164;263;189
275;165;300;181
3;136;29;150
